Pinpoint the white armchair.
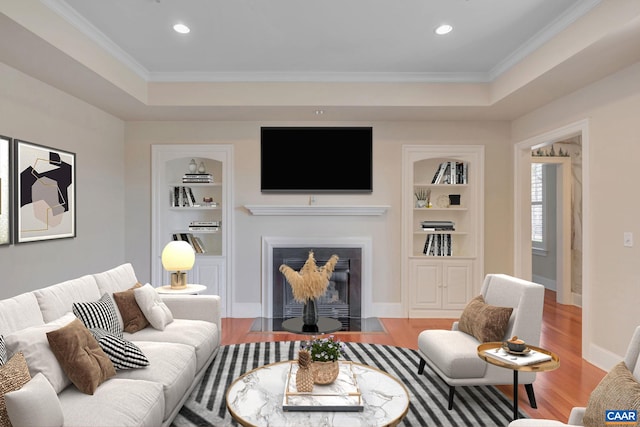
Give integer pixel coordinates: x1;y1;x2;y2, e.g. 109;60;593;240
417;274;545;410
509;324;640;426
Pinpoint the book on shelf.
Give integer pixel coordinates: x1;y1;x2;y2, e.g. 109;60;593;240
182;173;214;183
171;233;207;253
171;186;201;207
188;226;220;232
421;220;455;231
431;161;468;184
190;220;221;226
423;233;453;256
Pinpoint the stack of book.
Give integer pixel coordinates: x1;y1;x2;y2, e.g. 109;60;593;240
172;233;207;253
423;234;453;256
182;173;214;183
188;221;220;232
431;161;468;184
421;220;455;231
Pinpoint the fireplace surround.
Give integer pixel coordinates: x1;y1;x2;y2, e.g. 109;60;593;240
261;236;373;320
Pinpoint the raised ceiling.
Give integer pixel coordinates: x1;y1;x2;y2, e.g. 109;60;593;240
1;0;640;121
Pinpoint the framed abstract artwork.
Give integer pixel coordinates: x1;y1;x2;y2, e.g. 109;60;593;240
0;135;11;245
14;139;75;243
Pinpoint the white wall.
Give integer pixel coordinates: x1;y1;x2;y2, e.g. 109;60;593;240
0;63;126;299
512;60;640;365
124;120;513;317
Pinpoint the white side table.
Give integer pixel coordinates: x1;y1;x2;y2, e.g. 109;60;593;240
156;284;207;295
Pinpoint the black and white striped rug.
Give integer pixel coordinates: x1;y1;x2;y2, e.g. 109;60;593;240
172;341;527;427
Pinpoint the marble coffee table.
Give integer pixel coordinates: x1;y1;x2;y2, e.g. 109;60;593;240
226;360;409;427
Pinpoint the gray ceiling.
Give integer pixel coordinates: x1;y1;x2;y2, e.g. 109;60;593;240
53;0;588;82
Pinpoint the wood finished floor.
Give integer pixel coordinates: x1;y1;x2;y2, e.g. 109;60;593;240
221;290;606;423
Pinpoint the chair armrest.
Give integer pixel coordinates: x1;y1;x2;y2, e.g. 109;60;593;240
159;294;221;328
567;407;585;426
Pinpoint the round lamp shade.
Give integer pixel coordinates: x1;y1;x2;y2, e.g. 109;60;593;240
161;241;195;271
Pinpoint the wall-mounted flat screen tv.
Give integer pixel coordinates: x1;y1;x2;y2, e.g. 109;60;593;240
261;127;373;193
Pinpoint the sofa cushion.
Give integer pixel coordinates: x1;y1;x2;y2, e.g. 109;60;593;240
73;293;123;338
458;295;513;343
115;341;196;420
113;283;149;333
0;352;31;427
418;329;487;379
93;263;139;296
3;312;76;393
0;293;44;336
34;275;101;323
127;319;218;372
134;284;173;331
89;328;149;370
46;318;116;395
4;373;63;427
583;361;640;427
58;378;164;427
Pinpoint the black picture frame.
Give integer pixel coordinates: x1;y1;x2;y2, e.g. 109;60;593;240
14;139;76;243
0;135;12;245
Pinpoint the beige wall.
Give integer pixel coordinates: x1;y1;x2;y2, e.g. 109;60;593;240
0;63;126;299
512;60;640;364
124;120;513;316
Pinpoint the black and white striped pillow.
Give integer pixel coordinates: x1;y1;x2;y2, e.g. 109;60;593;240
89;328;149;370
73;293;123;338
0;335;6;366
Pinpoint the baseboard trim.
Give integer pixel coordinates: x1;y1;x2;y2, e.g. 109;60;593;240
586;342;623;372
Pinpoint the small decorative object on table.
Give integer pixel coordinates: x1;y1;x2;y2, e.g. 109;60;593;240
302;335;345;384
414;188;431;208
295;349;314;392
505;336;527;353
279;251;339;327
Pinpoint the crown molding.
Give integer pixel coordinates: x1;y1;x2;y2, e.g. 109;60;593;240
489;0;601;80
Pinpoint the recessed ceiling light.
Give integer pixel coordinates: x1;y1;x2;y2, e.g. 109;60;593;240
435;24;453;35
173;23;190;34
315;109;324;115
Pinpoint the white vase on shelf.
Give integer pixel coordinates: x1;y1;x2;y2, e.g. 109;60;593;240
188;159;197;173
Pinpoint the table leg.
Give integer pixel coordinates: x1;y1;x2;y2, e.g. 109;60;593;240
513;370;519;420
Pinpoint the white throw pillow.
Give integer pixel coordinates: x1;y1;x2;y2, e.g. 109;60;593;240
134;284;173;331
3;313;76;393
4;373;63;427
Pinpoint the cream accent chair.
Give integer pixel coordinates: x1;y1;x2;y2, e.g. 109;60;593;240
417;274;545;410
509;325;640;426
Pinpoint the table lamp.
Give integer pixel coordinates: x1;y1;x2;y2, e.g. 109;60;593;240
161;241;195;289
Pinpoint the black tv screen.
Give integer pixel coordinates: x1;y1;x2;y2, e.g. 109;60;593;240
261;127;373;193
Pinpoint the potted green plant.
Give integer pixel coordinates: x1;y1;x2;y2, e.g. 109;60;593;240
302;335;346;384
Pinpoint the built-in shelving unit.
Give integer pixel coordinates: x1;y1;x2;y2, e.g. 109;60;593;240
152;144;233;316
401;145;484;318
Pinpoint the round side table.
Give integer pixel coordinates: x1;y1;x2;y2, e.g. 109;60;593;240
155;284;207;295
477;342;560;421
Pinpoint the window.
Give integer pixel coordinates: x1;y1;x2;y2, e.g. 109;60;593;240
531;163;546;252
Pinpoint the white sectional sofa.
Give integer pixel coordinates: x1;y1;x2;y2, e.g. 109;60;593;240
0;263;221;427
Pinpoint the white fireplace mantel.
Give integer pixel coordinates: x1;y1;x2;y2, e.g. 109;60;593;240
245;205;389;216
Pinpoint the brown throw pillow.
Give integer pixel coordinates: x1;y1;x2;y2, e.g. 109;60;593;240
458;295;513;342
46;318;115;395
113;282;149;333
0;352;31;427
583;361;640;427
